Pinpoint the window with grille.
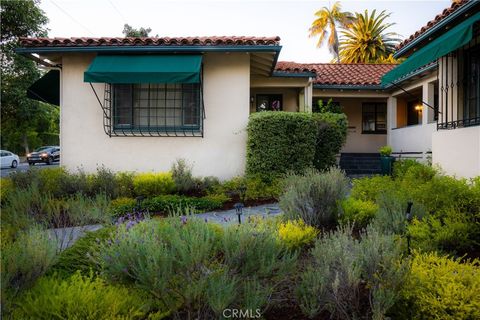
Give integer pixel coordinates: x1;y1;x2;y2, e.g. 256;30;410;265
107;83;203;136
362;103;387;134
463;44;479;126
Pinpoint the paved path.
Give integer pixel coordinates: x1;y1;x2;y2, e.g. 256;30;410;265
193;203;283;225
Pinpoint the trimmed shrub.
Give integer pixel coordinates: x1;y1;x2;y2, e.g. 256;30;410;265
339;197;379;229
312;112;348;171
277;219;318;250
12;272;157;320
246;111;317;180
132;172;175;197
400;252;480;320
280;167;349;229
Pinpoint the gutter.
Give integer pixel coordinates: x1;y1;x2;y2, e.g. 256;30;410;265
394;0;478;58
272;71;316;78
313;84;384;90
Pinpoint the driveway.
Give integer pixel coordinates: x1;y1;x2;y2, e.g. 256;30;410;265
0;162;60;177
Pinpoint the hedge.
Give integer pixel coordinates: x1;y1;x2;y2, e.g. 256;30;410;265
246;111;347;179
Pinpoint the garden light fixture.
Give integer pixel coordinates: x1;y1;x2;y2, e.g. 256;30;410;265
234;202;244;224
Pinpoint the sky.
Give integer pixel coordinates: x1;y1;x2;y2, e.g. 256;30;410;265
38;0;451;63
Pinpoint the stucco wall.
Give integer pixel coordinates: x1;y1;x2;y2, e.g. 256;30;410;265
61;52;250;179
390;123;436;153
311;93;388;153
432;126;480;179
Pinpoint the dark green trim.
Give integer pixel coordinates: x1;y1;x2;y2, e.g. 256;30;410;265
394;1;479;58
16;45;282;55
272;71;315;78
382;62;437;88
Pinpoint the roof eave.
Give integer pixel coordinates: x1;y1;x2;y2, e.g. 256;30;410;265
15;45;282;55
313;84;384;90
272;71;315;78
394;0;478;58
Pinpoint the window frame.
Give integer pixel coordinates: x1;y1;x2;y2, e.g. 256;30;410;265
110;82;203;135
361;102;387;134
463;43;480;125
255;94;283;112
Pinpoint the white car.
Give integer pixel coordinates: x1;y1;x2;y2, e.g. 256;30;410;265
0;150;20;168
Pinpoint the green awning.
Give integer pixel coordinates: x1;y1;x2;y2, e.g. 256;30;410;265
27;70;60;106
84;55;202;84
382;12;480;85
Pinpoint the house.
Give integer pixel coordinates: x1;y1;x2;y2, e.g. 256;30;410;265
18;0;479;179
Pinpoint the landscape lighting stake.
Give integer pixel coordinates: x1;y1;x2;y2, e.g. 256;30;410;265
405;201;414;254
234;203;244;224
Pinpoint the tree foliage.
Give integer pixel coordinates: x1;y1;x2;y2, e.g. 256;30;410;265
309;1;353;63
339;9;400;63
122;23;153;37
1;0;59;154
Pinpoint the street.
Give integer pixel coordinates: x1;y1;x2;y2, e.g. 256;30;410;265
0;161;59;177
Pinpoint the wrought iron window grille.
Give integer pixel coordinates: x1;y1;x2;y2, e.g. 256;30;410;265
89;80;205;138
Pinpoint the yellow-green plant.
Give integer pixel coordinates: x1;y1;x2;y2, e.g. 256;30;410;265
0;177;14;203
339;197;379;228
402;252;480;319
133;172;175;197
278;219;318;250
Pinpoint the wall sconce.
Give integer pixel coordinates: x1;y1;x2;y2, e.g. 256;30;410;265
250;96;254;103
415;104;423;111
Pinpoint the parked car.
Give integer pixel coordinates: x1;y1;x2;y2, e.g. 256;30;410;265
0;150;20;168
27;146;60;165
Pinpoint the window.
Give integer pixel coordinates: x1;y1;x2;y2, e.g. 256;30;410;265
256;94;282;111
464;44;480;125
111;83;202;134
362;103;386;134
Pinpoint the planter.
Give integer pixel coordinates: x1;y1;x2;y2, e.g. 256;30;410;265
380;156;395;175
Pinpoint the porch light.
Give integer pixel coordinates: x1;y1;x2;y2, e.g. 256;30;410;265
415;104;422;111
234;203;244;224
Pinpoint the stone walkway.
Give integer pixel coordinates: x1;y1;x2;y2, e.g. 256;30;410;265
193;203;283;225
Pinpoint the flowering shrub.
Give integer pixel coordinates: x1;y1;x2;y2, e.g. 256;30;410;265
277;219;318;250
401;252;480;319
132;172;175;197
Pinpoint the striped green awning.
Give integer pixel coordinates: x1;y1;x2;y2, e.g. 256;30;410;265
84;55;202;84
382;12;480;85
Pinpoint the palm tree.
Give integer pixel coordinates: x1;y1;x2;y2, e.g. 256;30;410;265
339;10;400;63
309;1;353;63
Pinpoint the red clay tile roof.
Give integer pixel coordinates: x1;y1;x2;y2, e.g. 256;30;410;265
275;62;397;86
396;0;470;51
19;36;281;47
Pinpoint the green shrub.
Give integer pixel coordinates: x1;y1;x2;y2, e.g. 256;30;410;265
296;225;407;319
87;166;117;199
49;227;115;277
1;227;58;310
115;171;135;198
280;167;349;229
400;252;480;320
246;111;317;180
350;175;395;202
408;210;479;254
277;219;318;250
339;197;379;228
37;167;70;197
109;197;137;216
0;177;14;204
12;272;157;320
379;145;393;156
393;159;424;179
9;169;40;190
143;194;227;214
133;172;175;197
215;176;281;201
312;112;348;171
171;158;196;194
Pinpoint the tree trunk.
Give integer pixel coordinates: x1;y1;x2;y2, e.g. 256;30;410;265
22;133;30;155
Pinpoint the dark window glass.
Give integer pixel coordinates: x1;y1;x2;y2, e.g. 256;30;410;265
362;103;386;134
407;100;422;126
256;94;282;111
464;44;480;124
112;83;201;131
